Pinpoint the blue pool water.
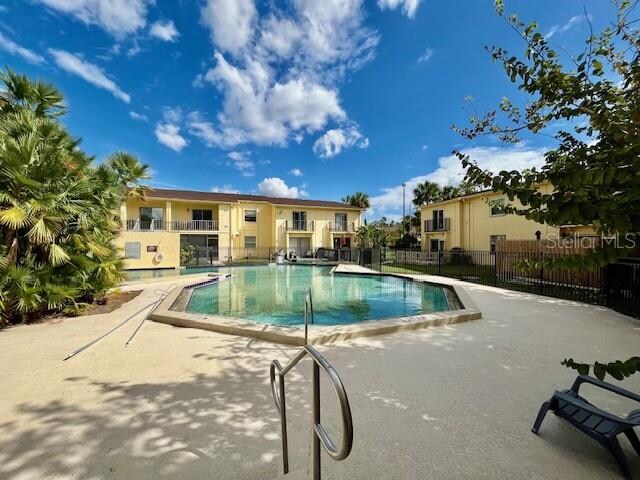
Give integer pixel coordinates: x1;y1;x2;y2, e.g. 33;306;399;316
186;265;452;326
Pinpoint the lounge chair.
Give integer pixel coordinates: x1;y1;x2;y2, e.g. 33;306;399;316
532;375;640;479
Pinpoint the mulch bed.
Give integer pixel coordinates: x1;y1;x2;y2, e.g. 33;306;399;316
79;290;142;316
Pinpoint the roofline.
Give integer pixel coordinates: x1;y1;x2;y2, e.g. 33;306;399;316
139;188;365;211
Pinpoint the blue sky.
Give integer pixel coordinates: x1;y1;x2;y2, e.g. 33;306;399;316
0;0;615;219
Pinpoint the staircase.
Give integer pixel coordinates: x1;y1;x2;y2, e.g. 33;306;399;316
269;289;354;480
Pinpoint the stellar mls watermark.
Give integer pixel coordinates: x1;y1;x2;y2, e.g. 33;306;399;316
544;233;638;249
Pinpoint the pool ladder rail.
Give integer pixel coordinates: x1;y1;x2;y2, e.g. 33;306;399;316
269;288;354;480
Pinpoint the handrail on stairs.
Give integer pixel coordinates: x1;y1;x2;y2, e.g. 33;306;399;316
269;289;353;480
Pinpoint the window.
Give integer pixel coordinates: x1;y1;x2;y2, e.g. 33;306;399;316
192;209;213;221
292;211;307;230
490;198;506;216
244;209;257;222
139;207;163;230
244;236;257;248
335;212;347;230
124;242;141;259
490;234;506;252
432;209;444;230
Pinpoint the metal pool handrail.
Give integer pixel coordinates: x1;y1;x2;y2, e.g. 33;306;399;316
304;286;314;344
270;344;354;479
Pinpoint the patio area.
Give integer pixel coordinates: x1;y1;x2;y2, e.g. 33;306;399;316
0;275;638;479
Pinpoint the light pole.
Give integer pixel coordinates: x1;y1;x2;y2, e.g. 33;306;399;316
402;183;406;233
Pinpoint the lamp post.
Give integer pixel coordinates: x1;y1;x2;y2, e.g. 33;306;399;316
402;183;406;233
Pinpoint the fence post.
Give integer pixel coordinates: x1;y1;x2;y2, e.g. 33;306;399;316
438;249;442;276
538;251;544;295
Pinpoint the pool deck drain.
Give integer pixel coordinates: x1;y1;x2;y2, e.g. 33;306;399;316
149;265;482;345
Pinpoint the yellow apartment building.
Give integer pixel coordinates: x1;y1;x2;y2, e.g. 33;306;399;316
420;185;594;252
116;188;363;270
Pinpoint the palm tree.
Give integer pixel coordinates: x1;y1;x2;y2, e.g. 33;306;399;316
107;152;150;200
441;185;462;200
342;192;370;209
412;181;442;206
0;69;147;325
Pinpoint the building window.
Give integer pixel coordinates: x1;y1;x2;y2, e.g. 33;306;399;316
124;242;141;259
490;198;506;216
244;236;257;248
244;209;257;222
432;209;444;229
292;211;307;230
490;235;506;252
335;212;347;230
139;207;164;230
192;209;213;221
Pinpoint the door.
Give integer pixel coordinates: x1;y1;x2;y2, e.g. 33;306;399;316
430;239;443;252
290;237;311;256
333;237;341;249
139;207;164;230
292;211;307;230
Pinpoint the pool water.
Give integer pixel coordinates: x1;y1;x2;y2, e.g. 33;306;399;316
186;265;452;326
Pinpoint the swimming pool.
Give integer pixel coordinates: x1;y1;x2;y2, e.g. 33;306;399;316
185;265;453;326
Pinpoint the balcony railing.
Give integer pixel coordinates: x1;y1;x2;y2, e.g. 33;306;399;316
125;219;218;232
328;221;356;232
170;220;218;231
285;220;315;232
425;218;450;232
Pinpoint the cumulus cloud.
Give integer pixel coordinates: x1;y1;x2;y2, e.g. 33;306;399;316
417;47;433;63
0;31;45;64
154;123;187;152
377;0;422;18
290;168;303;177
313;125;369;158
545;14;592;39
201;0;256;55
257;177;304;198
149;19;180;42
37;0;152;38
129;111;148;121
211;184;239;193
192;0;378;152
48;49;130;102
369;146;546;216
227;151;255;177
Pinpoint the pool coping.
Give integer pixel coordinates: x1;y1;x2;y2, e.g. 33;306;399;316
149;266;482;345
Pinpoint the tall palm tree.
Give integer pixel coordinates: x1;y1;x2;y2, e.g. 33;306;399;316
412;181;442;206
342;192;370;209
441;185;462;200
107;152;150;200
0;69;147;325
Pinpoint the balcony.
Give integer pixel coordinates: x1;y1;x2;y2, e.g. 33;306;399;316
328;221;356;233
285;220;315;232
125;219;218;232
425;218;450;232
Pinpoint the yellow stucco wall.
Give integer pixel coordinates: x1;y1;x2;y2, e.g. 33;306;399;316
421;185;560;251
118;197;361;269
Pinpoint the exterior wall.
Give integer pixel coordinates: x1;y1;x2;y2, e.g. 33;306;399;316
114;231;181;269
274;207;361;250
118;197;361;269
421;184;560;251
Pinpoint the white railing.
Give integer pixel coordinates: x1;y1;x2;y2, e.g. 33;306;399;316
124;219;218;231
328;221;356;232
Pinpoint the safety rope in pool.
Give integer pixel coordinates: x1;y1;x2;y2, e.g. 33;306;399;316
184;273;232;290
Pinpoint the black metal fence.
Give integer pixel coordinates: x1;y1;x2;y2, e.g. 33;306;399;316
374;248;639;318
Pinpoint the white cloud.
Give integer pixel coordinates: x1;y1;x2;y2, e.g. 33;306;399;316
290;168;303;177
48;49;130;102
192;0;378;152
257;177;303;198
129;111;148;121
377;0;422;18
200;0;256;54
37;0;152;38
369;146;546;216
227;151;255;177
313;125;369;158
0;31;45;64
211;184;239;193
545;14;592;39
417;47;433;63
155;123;187;152
149;19;180;42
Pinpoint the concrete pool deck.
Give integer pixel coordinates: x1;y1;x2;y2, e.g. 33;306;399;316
0;275;639;479
149;265;481;345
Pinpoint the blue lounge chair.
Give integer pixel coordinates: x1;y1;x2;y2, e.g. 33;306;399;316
532;375;640;479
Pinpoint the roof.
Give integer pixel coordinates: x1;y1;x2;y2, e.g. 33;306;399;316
142;188;363;210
